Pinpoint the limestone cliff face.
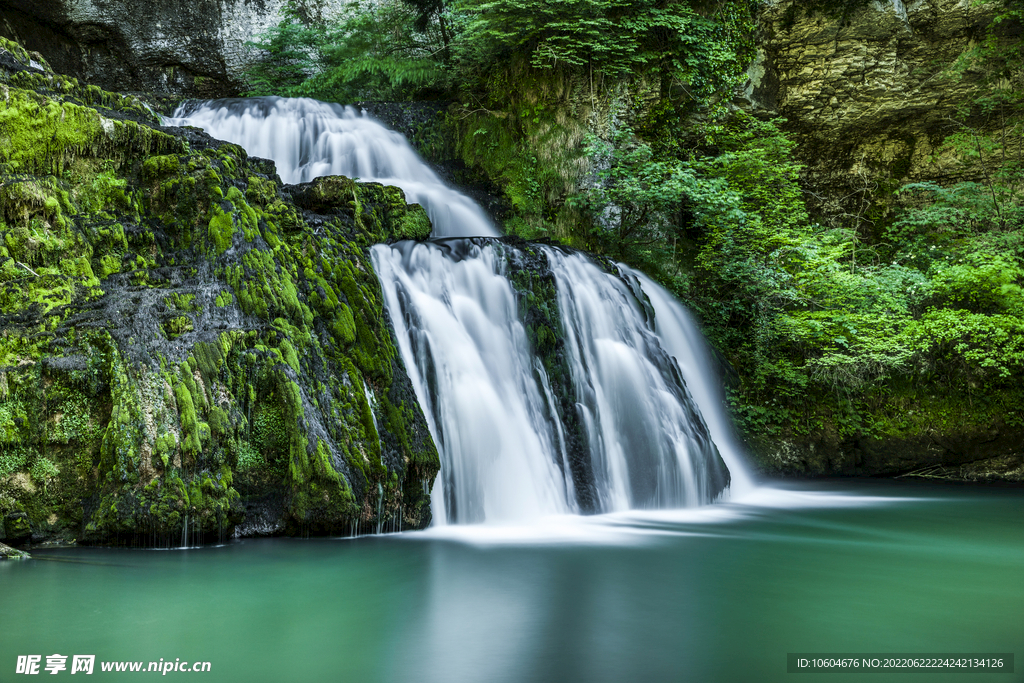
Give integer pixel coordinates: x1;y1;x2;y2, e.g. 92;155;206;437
0;0;300;96
749;0;1019;219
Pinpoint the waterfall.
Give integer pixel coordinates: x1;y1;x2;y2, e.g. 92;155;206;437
372;240;576;524
372;241;730;524
167;97;496;238
169;96;752;526
630;272;756;497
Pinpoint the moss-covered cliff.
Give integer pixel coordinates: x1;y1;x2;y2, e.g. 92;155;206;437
0;37;438;547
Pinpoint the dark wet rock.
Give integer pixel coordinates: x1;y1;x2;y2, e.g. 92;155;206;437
0;0;295;97
3;512;31;543
750;422;1024;480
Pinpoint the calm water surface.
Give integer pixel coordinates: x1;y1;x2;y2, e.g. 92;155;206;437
2;481;1021;683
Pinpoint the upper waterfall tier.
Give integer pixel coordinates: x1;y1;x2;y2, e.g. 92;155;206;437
167;97;497;238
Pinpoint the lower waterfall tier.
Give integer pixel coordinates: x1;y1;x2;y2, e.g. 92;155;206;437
373;238;733;524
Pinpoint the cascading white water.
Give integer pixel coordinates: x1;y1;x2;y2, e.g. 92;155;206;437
373;241;575;524
546;250;729;510
630;272;756;497
168;96;751;525
167;97;496;238
373;241;730;524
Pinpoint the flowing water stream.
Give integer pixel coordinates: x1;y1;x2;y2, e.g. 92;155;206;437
169;98;495;238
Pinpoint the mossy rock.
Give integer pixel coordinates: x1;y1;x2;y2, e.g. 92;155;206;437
0;37;440;546
290;177;433;242
0;541;31;559
3;512;31;543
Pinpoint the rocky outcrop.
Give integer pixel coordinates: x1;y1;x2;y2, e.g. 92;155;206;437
748;0;1021;220
751;424;1024;481
0;0;339;97
0;540;30;558
0;37;438;546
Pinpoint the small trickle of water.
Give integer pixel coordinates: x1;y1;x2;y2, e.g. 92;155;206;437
362;382;382;459
166;97;497;238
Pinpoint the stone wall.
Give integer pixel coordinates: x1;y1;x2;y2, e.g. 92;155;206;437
0;0;340;96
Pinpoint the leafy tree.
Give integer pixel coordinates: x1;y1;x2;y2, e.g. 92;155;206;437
457;0;756;103
245;0;449;102
244;1;327;97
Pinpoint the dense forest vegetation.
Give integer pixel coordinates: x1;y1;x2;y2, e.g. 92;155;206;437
245;0;1023;464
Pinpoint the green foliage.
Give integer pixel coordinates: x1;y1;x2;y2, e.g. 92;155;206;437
245;0;448;102
459;0;755;94
30;457;59;485
245;0;756;108
236;441;265;472
0;447;29;478
928;253;1024;314
570;125;704;253
912;308;1024;380
574;104;1024;440
243;1;327;97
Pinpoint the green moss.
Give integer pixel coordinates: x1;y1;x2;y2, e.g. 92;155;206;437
165;293;199;312
208;406;230;437
165;315;194;339
245;176;278;206
398;204;432;240
332;304;357;345
143;155;181;180
280;339;301;374
208;205;235;254
174;382;201;454
191;341;225;381
0;36;36;68
0;87;178;175
154;433;177;468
